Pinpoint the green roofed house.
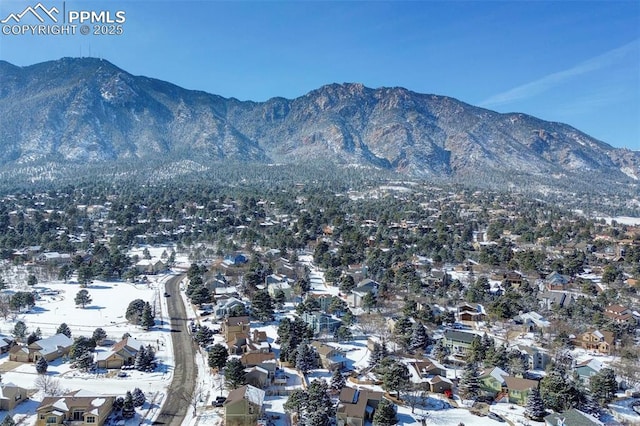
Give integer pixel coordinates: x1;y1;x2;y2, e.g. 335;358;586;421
544;408;604;426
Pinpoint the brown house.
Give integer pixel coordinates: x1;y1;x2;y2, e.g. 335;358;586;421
411;360;446;378
36;390;115;426
577;330;615;355
425;375;453;394
10;333;73;363
0;383;29;411
457;303;486;325
604;305;637;325
336;387;384;426
222;316;251;341
95;336;144;369
311;341;346;371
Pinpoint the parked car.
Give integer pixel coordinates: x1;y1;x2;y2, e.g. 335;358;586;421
164;292;170;297
213;396;226;407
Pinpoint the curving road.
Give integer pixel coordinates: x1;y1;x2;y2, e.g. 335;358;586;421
154;274;197;425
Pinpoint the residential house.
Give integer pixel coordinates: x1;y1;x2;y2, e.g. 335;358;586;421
10;333;73;363
515;311;551;332
336;387;385;426
349;279;379;308
0;334;15;354
410;360;446;379
301;311;341;336
223;384;265;426
266;278;293;302
425;375;453;394
479;367;538;405
442;330;478;356
37;252;72;265
604;304;637;326
545;271;568;291
95;336;144;369
544;409;604;426
245;366;270;389
573;359;603;387
503;271;524;288
456;303;486;325
36;390;115;426
222;316;251;342
512;345;550;371
0;382;29;411
135;259;166;274
577;330;615;355
311;341;346;371
241;352;276;368
538;291;575;310
214;297;246;319
223;253;249;267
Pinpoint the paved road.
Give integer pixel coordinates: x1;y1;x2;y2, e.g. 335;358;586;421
154;274;197;425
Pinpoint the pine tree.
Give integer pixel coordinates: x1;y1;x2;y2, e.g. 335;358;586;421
132;387;146;407
283;389;306;421
224;358;246;389
306;380;334;423
35;356;48;374
134;346;146;371
143;345;156;370
373;399;397;425
382;360;411;399
295;344;316;375
74;289;92;308
76;350;94;371
409;322;429;351
0;415;15;426
56;322;71;338
590;367;617;404
524;388;545;421
92;327;107;345
369;342;387;368
207;343;229;370
433;339;449;364
251;290;275;322
141;302;155;330
329;368;346;392
459;362;480;401
122;391;135;418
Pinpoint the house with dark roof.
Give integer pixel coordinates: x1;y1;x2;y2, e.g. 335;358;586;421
349;279;379;308
223;384;265;426
222;316;251;341
336;387;385;426
442;330;478;356
36;390;115;426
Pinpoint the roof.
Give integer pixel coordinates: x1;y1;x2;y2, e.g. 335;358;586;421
112;336;144;354
224;384;265;407
337;387;384;420
503;376;538;392
240;352;276;366
544;409;604;426
443;329;478;344
32;333;73;355
38;390;115;415
311;341;339;357
226;316;250;326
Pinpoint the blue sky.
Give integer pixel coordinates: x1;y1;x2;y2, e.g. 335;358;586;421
1;0;639;149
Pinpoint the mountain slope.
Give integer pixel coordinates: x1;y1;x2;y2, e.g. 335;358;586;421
0;57;637;183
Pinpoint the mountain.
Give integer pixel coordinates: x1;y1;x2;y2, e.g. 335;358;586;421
0;57;638;186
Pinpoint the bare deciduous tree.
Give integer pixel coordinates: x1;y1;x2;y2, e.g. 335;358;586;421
34;375;65;396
